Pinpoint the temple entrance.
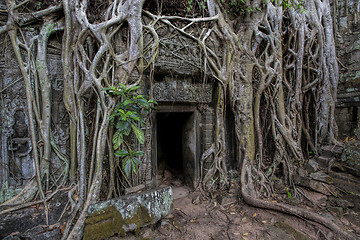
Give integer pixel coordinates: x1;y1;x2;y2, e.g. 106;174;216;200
153;107;200;188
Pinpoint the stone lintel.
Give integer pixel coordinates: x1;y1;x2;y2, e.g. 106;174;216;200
153;80;213;103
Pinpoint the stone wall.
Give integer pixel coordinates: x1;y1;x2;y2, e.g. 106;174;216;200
331;0;360;139
0;36;69;202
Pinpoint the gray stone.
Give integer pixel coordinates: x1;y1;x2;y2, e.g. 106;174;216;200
316;156;334;169
327;207;344;218
216;194;237;206
301;188;327;206
306;159;319;173
345;210;360;227
309;171;333;184
153;78;213;103
294;175;336;196
341;141;360;177
192;195;201;205
84;186;173;240
329;197;354;209
297;168;307;177
2;236;21;240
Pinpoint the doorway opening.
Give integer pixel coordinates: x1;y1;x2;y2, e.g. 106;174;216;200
156;111;198;188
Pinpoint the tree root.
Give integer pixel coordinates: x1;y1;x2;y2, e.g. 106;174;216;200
0;189;58;215
240;158;358;240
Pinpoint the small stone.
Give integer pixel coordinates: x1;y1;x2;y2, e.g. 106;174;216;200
274;179;286;192
301;188;327;206
192;195;201;205
160;219;172;231
306;159;319;173
327;207;343;217
297;168;307;177
217;195;237;206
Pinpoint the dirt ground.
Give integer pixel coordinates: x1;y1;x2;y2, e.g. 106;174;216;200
109;170;360;240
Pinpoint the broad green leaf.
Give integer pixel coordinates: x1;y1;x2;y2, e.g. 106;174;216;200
112;131;123;150
134;151;144;157
123;99;134;106
119;109;127;121
115;149;129;157
131;159;138;174
119;83;127;90
131;124;145;144
132;156;141;164
137;98;150;108
123;157;132;176
123;125;132;136
116;120;130;132
148;99;157;104
129;112;140;121
129;85;140;92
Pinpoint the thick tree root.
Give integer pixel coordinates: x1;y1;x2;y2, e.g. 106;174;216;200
240;159;358;240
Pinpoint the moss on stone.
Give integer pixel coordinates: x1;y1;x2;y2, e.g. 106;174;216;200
83;206;115;240
84;203;156;239
84;187;172;240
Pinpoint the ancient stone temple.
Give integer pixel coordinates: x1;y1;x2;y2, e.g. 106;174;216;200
0;19;237;199
333;0;360;139
140;32;236;189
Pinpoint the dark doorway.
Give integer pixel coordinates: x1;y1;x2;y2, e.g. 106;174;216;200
156;111;197;187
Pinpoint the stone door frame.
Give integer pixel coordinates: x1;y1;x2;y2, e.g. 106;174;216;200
151;104;201;189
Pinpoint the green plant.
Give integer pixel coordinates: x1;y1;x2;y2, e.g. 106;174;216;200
187;0;193;12
106;84;157;176
269;0;305;11
285;187;292;198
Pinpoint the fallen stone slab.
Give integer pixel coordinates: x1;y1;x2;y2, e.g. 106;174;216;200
294;175;336;196
83;186;173;240
309;171;333;184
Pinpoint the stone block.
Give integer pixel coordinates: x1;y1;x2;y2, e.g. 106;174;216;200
309;171;333;184
294;175;336;196
306;159;319;173
83;186;173;240
341;141;360;177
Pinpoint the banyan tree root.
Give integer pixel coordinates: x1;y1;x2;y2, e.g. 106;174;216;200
240;157;358;240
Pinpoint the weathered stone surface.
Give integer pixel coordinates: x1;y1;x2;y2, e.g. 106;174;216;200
341;141;360;177
301;188;327;206
327;206;344;218
0;190;68;239
265;222;311;240
17;226;61;240
83;186;173;240
294;175;336;196
305;159;319;173
309;171;333;184
329;197;354;209
153;78;213;103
